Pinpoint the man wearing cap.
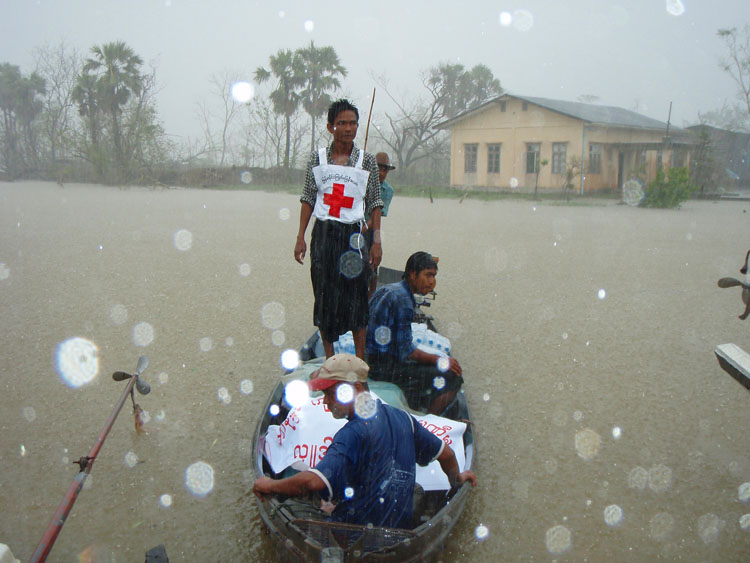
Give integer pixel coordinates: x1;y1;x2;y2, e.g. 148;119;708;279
366;251;463;415
366;152;396;297
252;354;476;530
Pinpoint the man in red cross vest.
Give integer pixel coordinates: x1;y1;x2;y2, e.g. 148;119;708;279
295;99;383;359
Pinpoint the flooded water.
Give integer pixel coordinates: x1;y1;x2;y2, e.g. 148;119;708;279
1;181;749;561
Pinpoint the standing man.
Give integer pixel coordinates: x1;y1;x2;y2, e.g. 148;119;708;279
252;354;477;529
367;152;395;297
294;99;383;359
366;251;463;415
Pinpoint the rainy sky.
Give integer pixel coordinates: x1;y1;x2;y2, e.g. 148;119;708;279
1;0;748;140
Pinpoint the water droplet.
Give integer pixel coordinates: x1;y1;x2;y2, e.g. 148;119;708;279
562;332;568;340
231;81;254;103
240;379;254;395
604;504;624;527
304;20;314;32
374;325;391;346
475;524;489;541
628;466;649;490
339;251;364;279
124;451;138;468
199;337;213;352
0;263;10;280
280;349;299;370
436;358;450;373
336;383;354;404
278;207;290;221
648;464;673;493
573;410;584;422
217;387;231;405
56;337;99;388
739;482;750;502
545;524;571;555
483;393;490;402
349;232;365;250
159;494;173;508
665;0;685;16
739;514;750;531
284;379;310;408
697;513;722;543
575;428;601;460
498;11;512;26
512;9;534;32
239;263;251;277
225;337;234;347
20;444;26;457
269;404;280;416
110;304;128;325
612;426;622;439
133;322;154;347
597;288;607;300
158;372;169;384
344;487;354;499
261;302;286;329
240;170;253;184
271;330;286;346
22;406;36;422
184;461;215;497
355;392;377;419
173;229;193;251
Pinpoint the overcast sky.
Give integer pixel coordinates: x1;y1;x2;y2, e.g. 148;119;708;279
2;0;748;141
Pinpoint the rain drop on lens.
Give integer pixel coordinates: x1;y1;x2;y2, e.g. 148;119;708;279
304;20;314;32
433;375;446;390
436;357;450;373
239;263;251;277
738;482;750;503
498;11;512;26
240;379;254;395
339;251;364;279
284;379;310;409
173;229;193;251
184;461;215;497
612;426;622;439
349;233;364;250
230;81;254;103
604;504;624;527
336;383;354;404
56;337;99;388
597;289;607;300
475;524;489;541
269;404;280;416
133;322;154;347
280;349;299;370
374;326;391;346
345;487;354;499
278;207;290;221
159;494;173;508
240;170;252;184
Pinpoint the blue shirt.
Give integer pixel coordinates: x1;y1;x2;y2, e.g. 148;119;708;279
380;180;394;217
311;399;443;528
366;280;416;361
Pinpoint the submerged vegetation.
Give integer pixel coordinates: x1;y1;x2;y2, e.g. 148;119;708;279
640;167;697;208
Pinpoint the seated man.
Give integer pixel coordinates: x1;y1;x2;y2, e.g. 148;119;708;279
366;251;463;415
252;354;477;530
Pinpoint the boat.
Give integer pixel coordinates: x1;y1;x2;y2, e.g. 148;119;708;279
251;266;475;562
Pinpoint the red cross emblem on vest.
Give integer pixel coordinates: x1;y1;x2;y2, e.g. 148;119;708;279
323;182;354;218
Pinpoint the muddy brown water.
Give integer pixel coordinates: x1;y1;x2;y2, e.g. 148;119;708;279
1;181;749;561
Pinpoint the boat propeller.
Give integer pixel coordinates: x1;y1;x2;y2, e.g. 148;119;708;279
112;355;151;395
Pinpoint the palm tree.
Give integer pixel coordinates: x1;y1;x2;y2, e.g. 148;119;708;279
81;41;143;175
255;49;303;169
297;41;347;149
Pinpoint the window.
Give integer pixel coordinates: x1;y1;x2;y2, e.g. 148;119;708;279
639;149;648;170
487;144;501;174
552;143;567;174
589;143;602;174
526;143;541;173
464;143;478;173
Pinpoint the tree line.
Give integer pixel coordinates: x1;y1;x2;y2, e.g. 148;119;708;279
0;39;503;186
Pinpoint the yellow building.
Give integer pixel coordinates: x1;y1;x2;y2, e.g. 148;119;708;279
437;94;692;194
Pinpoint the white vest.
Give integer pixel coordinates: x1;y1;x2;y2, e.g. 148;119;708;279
311;147;370;224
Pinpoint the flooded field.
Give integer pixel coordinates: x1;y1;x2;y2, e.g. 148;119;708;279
1;181;749;561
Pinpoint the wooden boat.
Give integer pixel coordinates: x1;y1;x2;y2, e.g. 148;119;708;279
251;267;475;561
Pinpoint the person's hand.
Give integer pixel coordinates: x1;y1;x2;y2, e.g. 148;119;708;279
253;476;275;501
294;238;307;264
369;242;382;269
456;470;477;487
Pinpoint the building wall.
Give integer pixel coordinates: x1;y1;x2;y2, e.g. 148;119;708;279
448;98;673;193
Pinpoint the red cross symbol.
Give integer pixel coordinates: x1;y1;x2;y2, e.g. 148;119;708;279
323;182;354;218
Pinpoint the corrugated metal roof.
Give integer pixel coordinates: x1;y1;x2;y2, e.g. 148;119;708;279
437;94;675;132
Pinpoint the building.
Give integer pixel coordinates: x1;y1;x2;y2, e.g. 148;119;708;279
437;94;693;194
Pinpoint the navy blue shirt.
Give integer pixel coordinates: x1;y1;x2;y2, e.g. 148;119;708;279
310;398;444;529
366;280;416;361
